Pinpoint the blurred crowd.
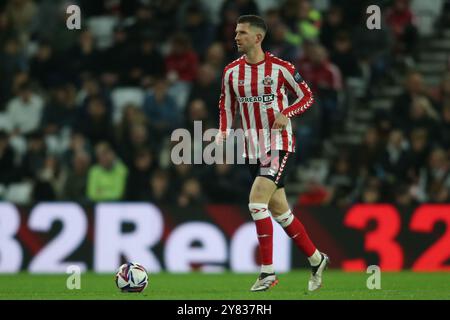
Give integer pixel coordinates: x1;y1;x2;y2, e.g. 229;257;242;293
0;0;449;207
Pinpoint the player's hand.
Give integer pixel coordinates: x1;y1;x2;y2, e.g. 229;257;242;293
215;130;227;144
272;114;289;130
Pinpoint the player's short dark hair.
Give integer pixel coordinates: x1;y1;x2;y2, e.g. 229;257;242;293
237;15;267;33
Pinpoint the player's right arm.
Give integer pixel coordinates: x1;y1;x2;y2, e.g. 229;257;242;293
217;68;237;143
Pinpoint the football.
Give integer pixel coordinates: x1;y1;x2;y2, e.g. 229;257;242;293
115;262;149;293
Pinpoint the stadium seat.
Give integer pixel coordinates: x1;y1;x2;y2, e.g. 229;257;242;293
87;16;118;49
111;87;145;124
0;112;12;132
4;182;33;205
412;0;444;35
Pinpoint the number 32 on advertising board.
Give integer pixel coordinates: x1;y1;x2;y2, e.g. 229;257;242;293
343;204;450;271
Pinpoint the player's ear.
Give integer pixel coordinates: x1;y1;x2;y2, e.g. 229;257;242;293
256;32;264;44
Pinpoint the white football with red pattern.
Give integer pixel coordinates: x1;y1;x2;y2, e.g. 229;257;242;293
115;262;149;293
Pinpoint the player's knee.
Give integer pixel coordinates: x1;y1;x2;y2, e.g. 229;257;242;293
248;203;270;221
268;198;288;217
268;201;279;216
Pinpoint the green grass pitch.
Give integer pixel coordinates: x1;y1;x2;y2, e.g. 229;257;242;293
0;271;449;300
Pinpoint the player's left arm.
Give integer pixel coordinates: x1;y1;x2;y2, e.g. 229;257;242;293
272;67;314;129
281;67;314;118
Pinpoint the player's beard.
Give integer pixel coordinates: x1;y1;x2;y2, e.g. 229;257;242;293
237;43;246;54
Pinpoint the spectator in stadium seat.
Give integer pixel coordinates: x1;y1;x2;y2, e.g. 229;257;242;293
263;7;282;39
428;181;450;203
373;110;394;146
20;130;47;180
437;0;450;30
33;155;64;202
283;0;321;47
78;76;113;120
220;0;259;17
169;163;205;194
119;123;155;168
356;175;384;204
0;37;28;110
177;177;208;208
330;32;362;80
202;162;248;203
264;7;282;27
377;129;410;184
204;42;227;76
390;71;429;127
4;0;37;46
75;96;115;147
187;64;222;121
99;25;133;87
357;127;384;178
352;10;393;93
326;152;356;207
405;96;439;139
330;0;371;27
31;0;79;53
116;104;151;149
61;150;91;203
185;99;214;134
265;22;298;62
0;11;10;50
319;5;349;53
297;42;343;94
216;3;241;60
126;35;165;87
393;184;418;207
143;78;180;139
182;3;215;59
125;4;160;43
297;176;331;206
65;30;102;81
0;130;19;185
438;104;450;149
430;72;450;110
40;84;78;135
297;42;342;138
125;148;157;201
416;148;450;202
29;40;63;89
359;185;381;203
153;0;180;39
385;0;419;59
165;33;199;110
405;128;431;182
165;33;199;84
62;131;91;168
87;142;128;202
149;169;174;205
5;81;44;135
263;8;298;61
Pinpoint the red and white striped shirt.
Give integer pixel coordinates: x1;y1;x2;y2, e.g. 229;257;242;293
218;51;314;159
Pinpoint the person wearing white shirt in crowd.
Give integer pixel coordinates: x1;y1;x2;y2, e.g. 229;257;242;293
6;82;44;135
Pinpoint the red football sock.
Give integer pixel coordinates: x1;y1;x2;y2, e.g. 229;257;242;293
254;216;273;266
284;216;316;257
249;203;273;266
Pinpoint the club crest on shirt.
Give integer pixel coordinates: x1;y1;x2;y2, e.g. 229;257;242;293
238;80;245;86
262;76;273;86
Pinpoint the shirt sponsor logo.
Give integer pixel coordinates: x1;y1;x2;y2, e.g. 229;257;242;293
238;94;275;104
